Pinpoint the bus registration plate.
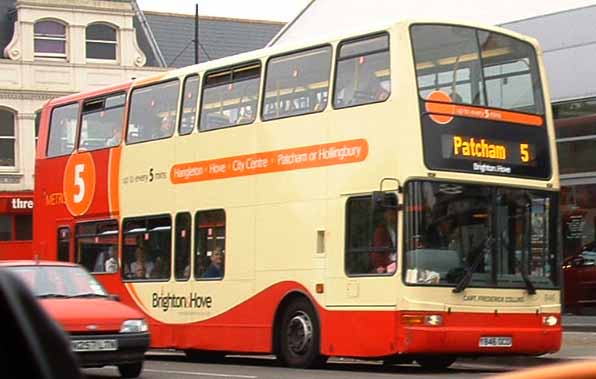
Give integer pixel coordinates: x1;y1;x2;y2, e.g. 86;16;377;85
72;339;118;352
479;336;512;347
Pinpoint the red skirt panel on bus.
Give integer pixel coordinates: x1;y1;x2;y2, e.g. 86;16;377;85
97;276;561;357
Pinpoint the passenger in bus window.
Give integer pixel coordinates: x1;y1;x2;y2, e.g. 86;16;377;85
104;247;118;273
371;206;397;274
156;114;174;138
202;246;224;278
106;126;122;147
130;246;154;279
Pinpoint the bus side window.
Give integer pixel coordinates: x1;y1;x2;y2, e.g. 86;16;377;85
122;216;171;281
175;212;191;280
262;45;332;121
345;195;397;276
79;93;126;151
199;62;261;132
194;210;226;280
127;80;180;144
47;103;79;158
75;221;118;274
180;75;199;135
57;227;71;262
334;33;390;109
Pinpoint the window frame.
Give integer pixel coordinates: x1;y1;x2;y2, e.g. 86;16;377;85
199;61;262;133
261;44;333;122
0;108;16;168
85;22;118;63
33;19;67;60
332;31;391;110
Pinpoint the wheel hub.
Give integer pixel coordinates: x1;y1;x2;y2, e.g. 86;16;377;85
286;311;313;355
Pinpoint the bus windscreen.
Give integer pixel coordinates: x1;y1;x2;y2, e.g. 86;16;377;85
411;24;550;179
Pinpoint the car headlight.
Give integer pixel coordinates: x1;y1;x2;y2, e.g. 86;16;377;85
120;319;148;333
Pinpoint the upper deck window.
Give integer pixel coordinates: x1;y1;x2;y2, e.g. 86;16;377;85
127;80;180;144
47;103;79;158
180;75;199;135
79;93;126;150
262;46;332;121
411;24;544;115
334;33;390;108
199;63;261;131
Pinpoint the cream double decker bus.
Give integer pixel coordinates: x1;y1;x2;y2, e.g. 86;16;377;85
34;20;561;369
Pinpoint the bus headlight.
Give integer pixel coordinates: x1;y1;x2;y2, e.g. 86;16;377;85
120;319;148;333
542;315;558;327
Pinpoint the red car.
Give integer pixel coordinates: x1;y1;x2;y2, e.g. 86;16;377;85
563;247;596;314
0;260;150;378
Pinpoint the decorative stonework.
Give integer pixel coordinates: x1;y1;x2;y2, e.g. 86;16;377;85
0;90;71;101
3;22;21;61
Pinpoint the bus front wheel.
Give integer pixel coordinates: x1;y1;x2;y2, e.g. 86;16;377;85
416;356;456;370
278;298;324;368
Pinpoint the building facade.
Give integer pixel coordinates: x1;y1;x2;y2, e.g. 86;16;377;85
0;0;282;257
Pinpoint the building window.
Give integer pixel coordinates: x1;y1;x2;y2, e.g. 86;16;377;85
34;20;66;60
0;215;11;241
0;215;31;241
554;99;596;175
34;109;42;148
86;23;117;61
0;109;15;167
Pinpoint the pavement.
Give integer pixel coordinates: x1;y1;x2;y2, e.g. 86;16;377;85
563;315;596;332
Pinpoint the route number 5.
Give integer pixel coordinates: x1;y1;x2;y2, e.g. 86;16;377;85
63;153;96;216
74;164;85;203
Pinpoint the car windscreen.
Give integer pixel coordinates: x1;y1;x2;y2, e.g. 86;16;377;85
5;266;108;297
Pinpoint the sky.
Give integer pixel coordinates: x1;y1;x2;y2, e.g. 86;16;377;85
135;0;596;23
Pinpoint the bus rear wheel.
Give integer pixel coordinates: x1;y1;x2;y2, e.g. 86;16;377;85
278;298;324;368
416;356;456;370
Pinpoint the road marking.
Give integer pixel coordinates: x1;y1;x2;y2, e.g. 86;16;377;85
144;368;257;378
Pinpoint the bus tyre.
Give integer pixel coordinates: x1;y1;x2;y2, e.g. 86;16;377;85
416;356;456;370
118;361;143;378
279;298;324;368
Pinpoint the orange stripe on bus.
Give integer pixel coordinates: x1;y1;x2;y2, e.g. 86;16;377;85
425;101;543;127
125;283;151;315
170;139;369;184
108;147;122;215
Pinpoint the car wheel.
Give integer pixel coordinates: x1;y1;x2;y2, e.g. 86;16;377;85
118;361;143;378
416;356;456;370
278;298;324;368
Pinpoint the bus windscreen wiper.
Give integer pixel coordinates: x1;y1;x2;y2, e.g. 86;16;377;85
453;237;495;293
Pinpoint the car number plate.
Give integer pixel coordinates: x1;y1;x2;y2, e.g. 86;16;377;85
479;336;512;347
72;339;118;352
